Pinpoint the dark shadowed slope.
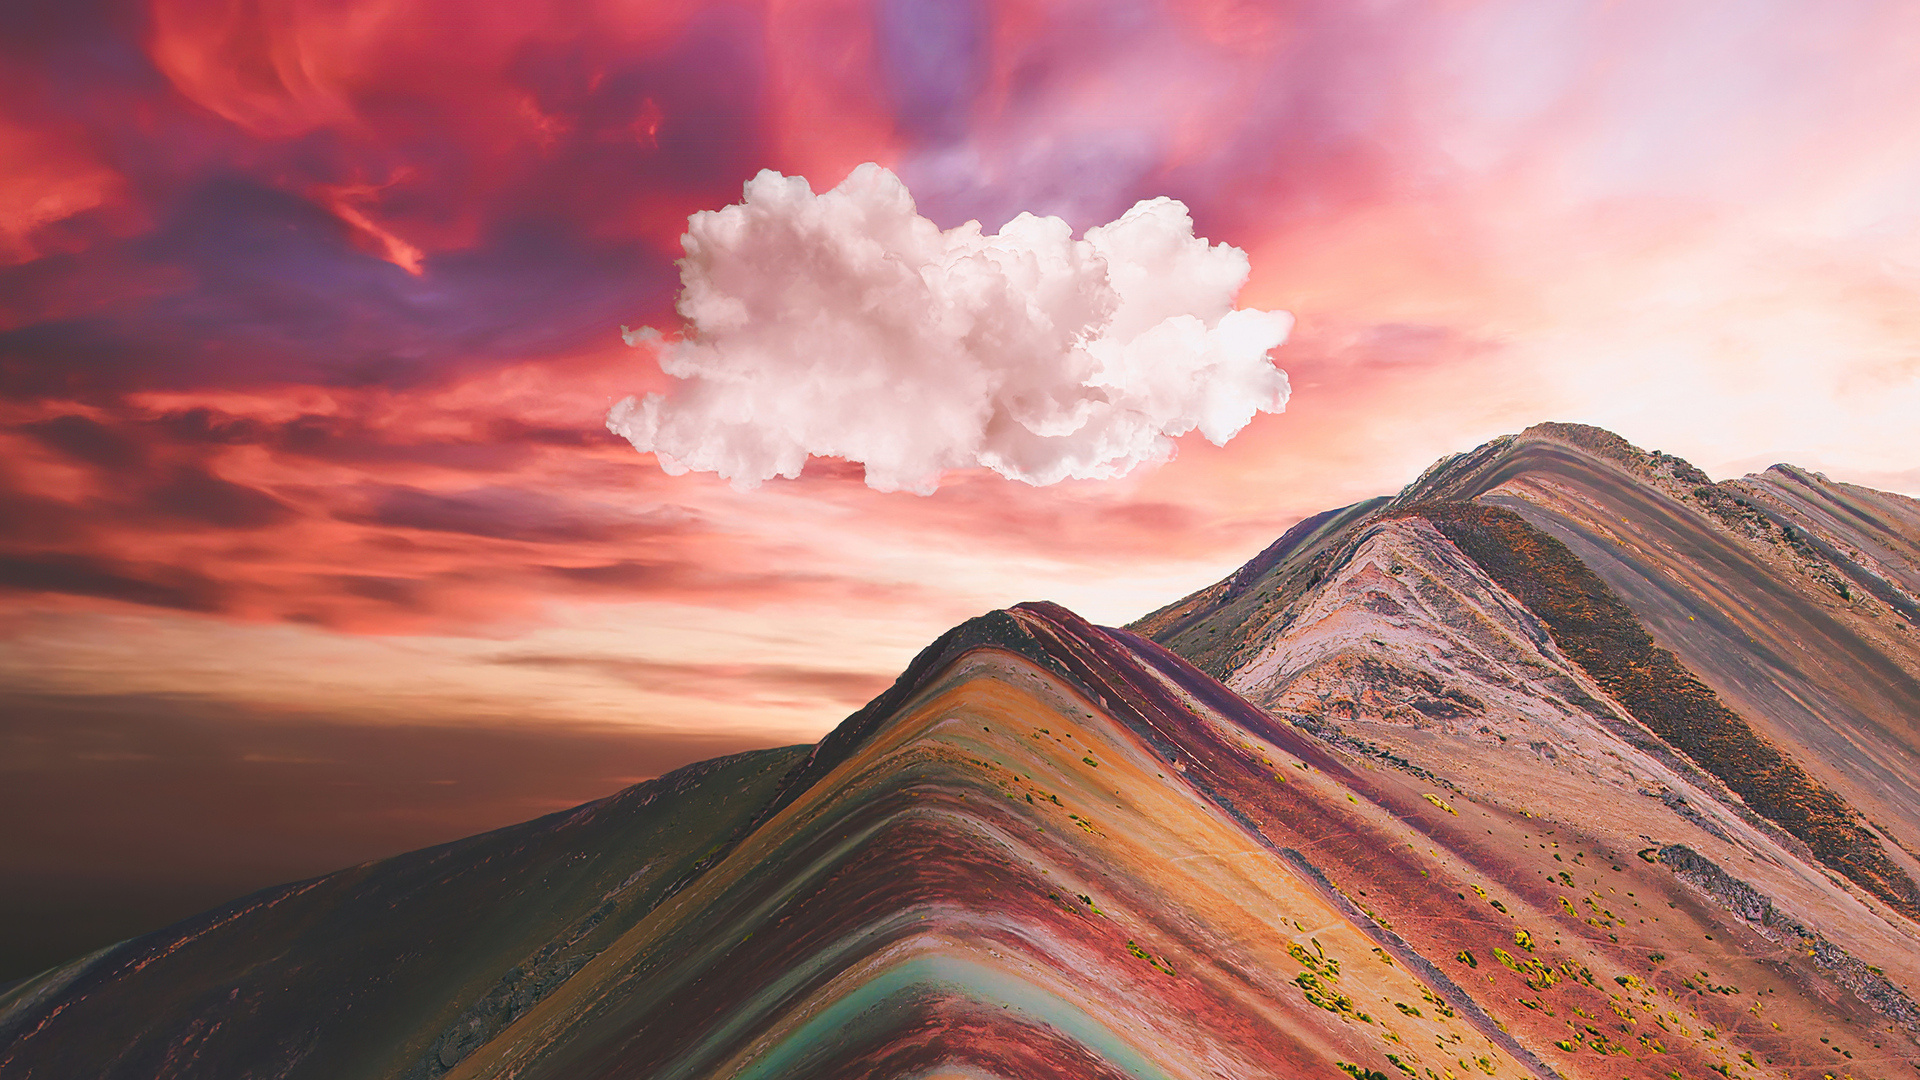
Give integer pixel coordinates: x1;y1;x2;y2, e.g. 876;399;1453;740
1132;497;1389;655
0;748;807;1080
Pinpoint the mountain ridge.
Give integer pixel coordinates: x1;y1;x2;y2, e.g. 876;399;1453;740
5;421;1919;1080
1134;423;1920;914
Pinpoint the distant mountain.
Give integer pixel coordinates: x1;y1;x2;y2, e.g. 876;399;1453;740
1137;422;1920;920
5;424;1917;1080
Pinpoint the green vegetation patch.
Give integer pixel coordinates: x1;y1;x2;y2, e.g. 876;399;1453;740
1289;940;1339;974
1125;939;1175;975
1682;970;1741;995
1291;942;1370;1022
1402;500;1920;920
1295;970;1370;1021
1492;946;1560;991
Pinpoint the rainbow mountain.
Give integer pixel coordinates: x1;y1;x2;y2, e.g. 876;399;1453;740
3;423;1917;1080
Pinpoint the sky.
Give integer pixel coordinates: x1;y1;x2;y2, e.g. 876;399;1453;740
3;0;1919;976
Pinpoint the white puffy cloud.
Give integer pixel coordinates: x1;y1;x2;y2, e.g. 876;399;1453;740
608;163;1292;494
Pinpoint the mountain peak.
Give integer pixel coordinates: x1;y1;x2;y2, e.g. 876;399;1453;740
1516;420;1645;466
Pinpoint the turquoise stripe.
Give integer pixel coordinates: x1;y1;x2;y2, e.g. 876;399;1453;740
685;953;1178;1080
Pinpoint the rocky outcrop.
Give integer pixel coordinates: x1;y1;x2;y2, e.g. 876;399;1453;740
1659;844;1920;1035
